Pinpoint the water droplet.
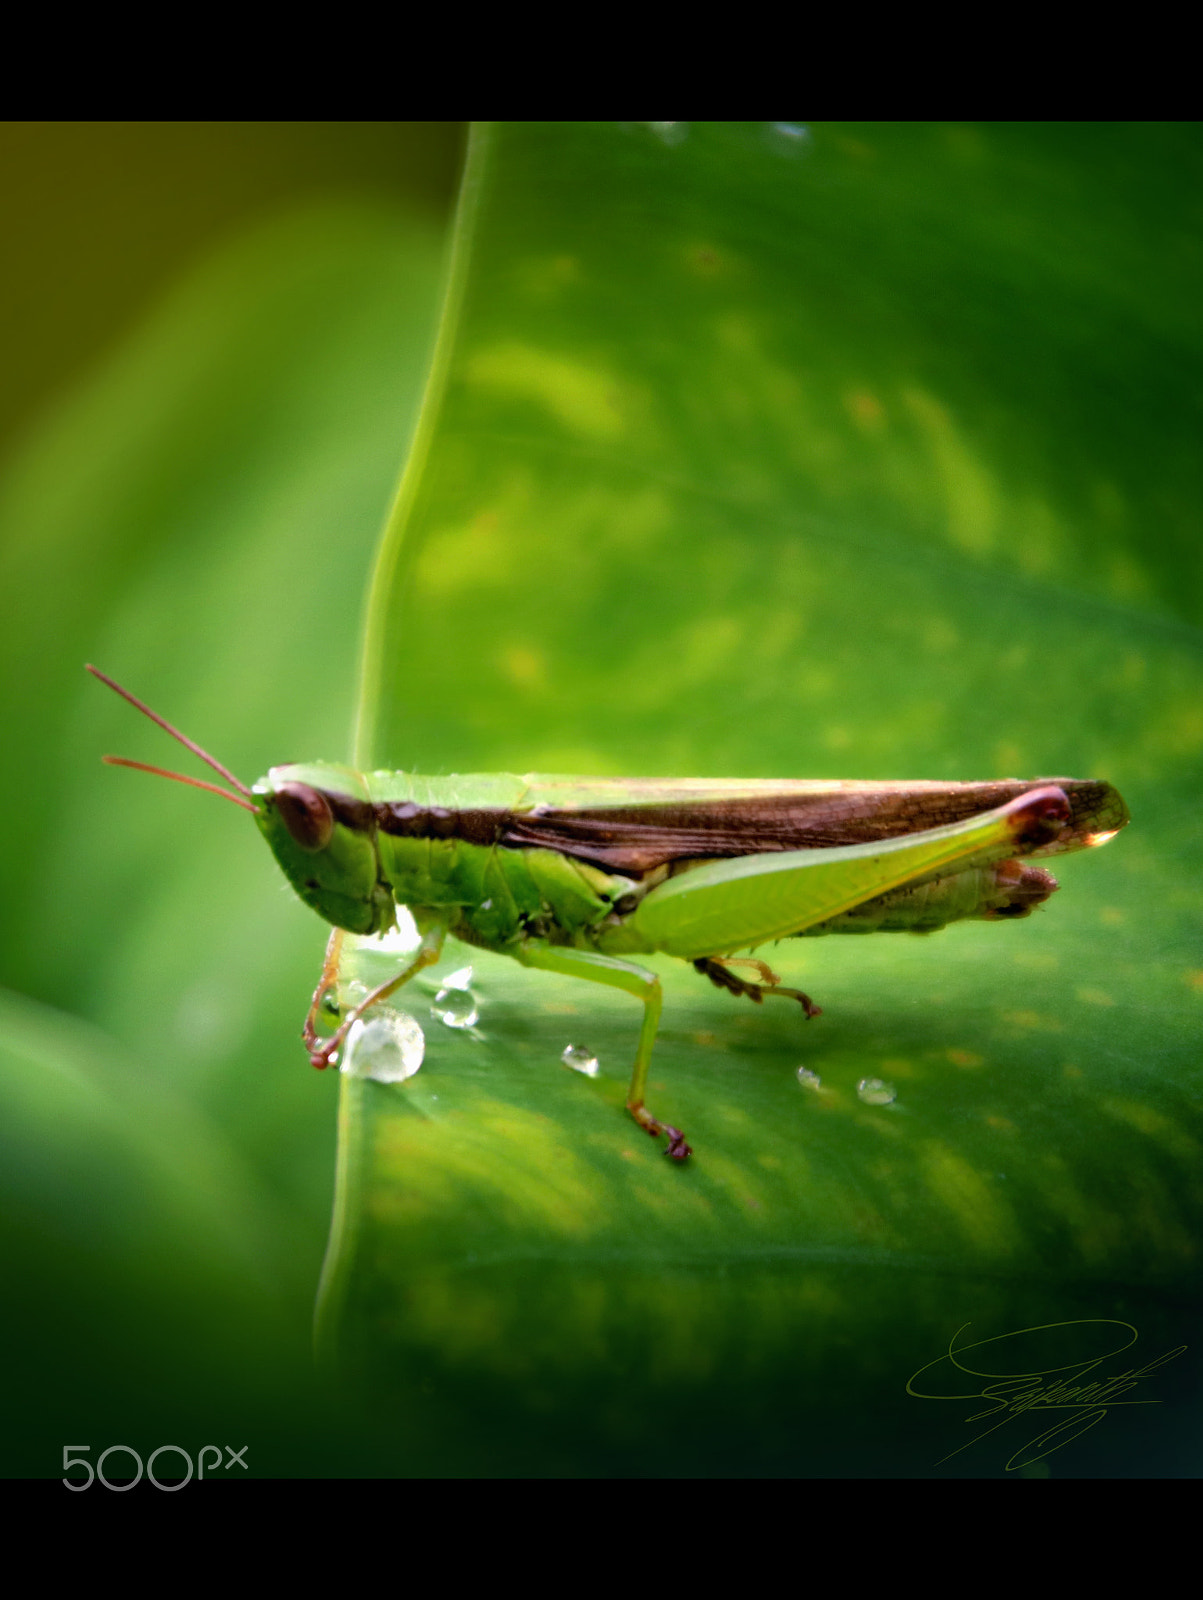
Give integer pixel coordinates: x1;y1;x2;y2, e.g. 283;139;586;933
562;1044;600;1078
342;1007;424;1083
857;1077;897;1106
480;899;493;911
767;121;812;155
432;985;480;1030
796;1066;821;1090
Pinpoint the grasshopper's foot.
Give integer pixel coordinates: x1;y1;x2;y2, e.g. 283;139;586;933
629;1101;693;1161
662;1124;692;1161
307;1030;344;1070
694;957;821;1020
304;1006;342;1069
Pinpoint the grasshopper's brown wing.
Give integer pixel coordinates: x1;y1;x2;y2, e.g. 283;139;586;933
501;778;1128;875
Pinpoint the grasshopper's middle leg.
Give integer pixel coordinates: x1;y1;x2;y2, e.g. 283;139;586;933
693;957;821;1020
516;942;690;1160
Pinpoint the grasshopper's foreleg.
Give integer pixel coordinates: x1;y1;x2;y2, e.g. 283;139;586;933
304;928;347;1057
693;956;822;1020
307;919;447;1071
516;942;690;1160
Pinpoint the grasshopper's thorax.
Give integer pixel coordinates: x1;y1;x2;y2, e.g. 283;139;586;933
378;833;637;951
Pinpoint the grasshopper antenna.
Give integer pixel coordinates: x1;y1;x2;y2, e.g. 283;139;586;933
86;664;260;814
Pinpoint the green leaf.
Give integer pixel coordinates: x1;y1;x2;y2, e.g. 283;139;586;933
331;124;1202;1475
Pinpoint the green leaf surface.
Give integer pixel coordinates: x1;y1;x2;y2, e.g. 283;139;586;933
329;124;1202;1475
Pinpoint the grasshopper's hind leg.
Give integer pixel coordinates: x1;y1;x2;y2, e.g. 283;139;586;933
694;957;822;1020
517;942;691;1160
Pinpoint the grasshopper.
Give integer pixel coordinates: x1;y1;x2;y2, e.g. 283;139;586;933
89;666;1129;1159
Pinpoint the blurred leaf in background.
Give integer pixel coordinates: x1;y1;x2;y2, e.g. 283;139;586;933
0;122;461;1475
2;122;1200;1480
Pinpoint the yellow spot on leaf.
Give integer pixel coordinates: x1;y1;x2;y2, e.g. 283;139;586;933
882;1057;915;1078
464;342;628;439
1002;1010;1044;1029
516;254;581;294
1100;1097;1200;1162
1075;986;1116;1007
371;1099;601;1238
922;617;959;653
501;645;546;690
920;1144;1020;1254
686;244;726;276
947;1048;983;1068
904;385;998;557
845;389;884;430
416;512;515;596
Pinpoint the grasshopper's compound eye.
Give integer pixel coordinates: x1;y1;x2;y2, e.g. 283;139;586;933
275;782;335;852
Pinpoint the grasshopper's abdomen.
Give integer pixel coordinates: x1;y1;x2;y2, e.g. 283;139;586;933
797;859;1057;936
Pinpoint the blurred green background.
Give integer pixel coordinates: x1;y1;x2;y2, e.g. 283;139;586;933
0;122;463;1476
1;123;1199;1479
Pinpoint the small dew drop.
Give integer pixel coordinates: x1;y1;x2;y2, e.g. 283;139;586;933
796;1066;822;1090
342;1007;424;1084
857;1077;897;1106
768;121;812;150
562;1044;600;1078
432;984;480;1030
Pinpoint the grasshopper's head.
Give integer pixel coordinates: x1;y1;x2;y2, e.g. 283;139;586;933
87;666;395;938
253;763;396;937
